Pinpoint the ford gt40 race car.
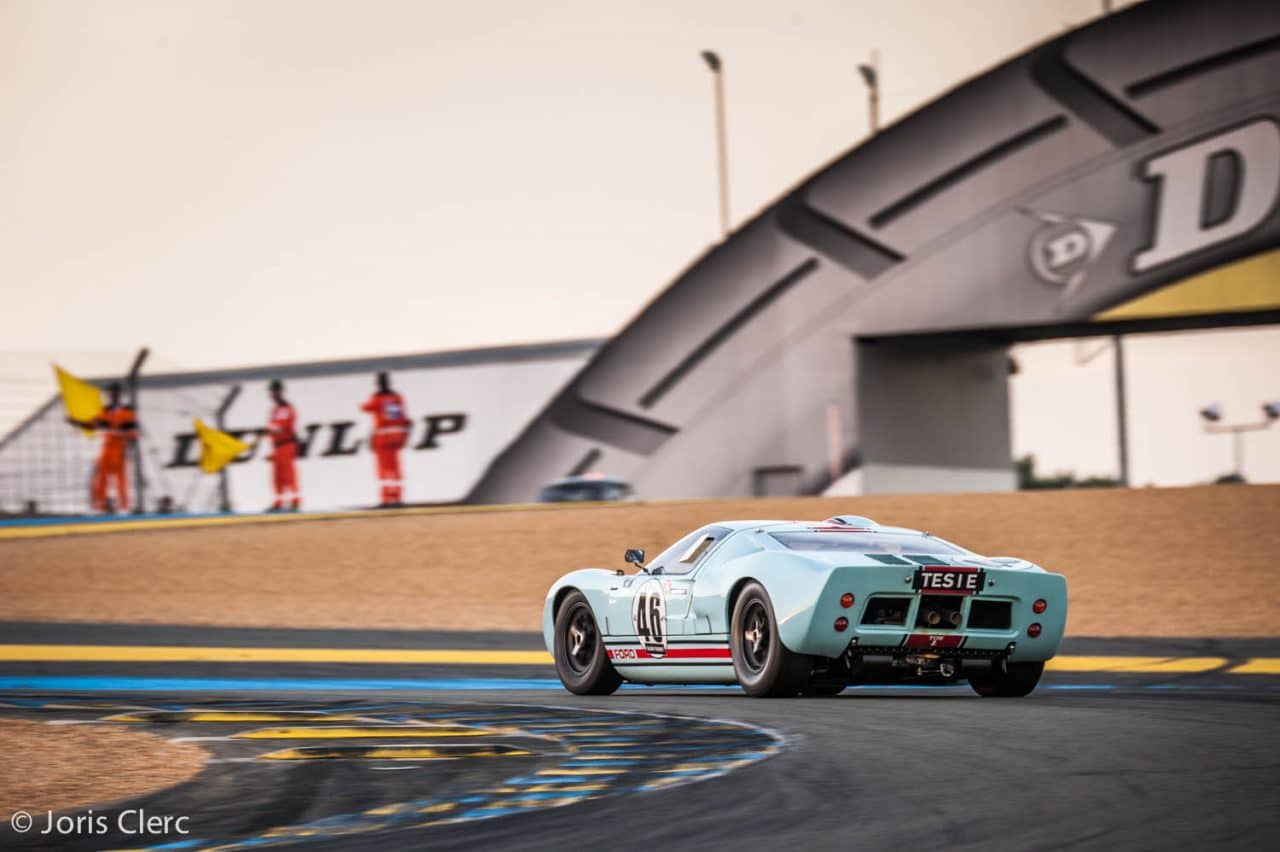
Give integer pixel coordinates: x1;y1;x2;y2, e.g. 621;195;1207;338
544;516;1067;697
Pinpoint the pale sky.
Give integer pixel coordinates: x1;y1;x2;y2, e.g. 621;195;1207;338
1010;329;1280;487
3;0;1136;362
3;0;1277;485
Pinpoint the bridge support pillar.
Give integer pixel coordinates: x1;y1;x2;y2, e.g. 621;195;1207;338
835;339;1016;495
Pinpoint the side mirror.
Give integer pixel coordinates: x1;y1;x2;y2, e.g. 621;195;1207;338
624;548;646;570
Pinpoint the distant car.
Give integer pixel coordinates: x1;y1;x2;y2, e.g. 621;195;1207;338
537;474;634;503
544;515;1067;698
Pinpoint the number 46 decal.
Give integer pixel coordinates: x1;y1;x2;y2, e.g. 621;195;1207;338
632;579;668;658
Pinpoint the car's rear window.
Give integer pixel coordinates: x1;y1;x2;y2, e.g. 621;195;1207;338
770;531;964;555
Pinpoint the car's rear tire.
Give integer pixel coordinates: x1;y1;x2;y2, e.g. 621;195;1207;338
731;581;811;697
554;591;622;695
967;660;1044;697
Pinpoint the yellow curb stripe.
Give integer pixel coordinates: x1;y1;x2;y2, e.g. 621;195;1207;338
1045;656;1227;673
657;760;752;773
501;796;596;809
0;500;624;541
108;710;359;722
260;746;530;760
233;726;488;739
418;802;459;814
514;720;628;729
0;644;553;665
1;645;1274;674
484;784;609;794
1228;658;1280;674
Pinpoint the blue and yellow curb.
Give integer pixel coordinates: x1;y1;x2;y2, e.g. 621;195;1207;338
0;644;1276;674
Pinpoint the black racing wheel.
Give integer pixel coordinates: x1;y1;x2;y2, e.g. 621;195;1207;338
967;660;1045;697
553;590;622;695
730;581;811;697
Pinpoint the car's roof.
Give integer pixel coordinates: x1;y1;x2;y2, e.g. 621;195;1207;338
711;519;927;536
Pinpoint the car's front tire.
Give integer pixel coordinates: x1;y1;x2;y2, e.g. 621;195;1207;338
731;581;811;697
553;591;622;695
967;660;1044;697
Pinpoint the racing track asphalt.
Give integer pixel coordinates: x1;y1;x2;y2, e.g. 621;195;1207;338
2;625;1278;851
415;682;1280;852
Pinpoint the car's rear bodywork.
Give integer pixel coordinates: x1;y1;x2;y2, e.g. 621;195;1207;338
543;516;1067;688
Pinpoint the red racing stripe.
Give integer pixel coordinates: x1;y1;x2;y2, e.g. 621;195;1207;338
608;646;731;661
665;647;731;659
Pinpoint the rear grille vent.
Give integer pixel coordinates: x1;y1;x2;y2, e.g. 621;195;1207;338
968;600;1012;630
860;597;911;626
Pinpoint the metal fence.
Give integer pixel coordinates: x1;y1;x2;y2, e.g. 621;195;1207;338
0;393;227;517
0;399;100;515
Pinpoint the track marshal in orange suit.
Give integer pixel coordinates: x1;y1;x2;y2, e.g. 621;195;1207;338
361;371;410;507
65;381;138;513
265;379;301;512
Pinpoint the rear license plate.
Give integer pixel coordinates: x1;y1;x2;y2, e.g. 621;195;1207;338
913;567;985;595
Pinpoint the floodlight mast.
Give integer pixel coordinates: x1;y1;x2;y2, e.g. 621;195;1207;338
701;50;730;238
1198;402;1278;480
857;50;880;134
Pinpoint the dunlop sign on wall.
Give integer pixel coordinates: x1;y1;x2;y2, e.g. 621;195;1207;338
0;348;591;513
160;358;586;510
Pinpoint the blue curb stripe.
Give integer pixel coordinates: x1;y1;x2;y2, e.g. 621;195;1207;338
0;676;565;691
0;676;753;692
0;675;1271;694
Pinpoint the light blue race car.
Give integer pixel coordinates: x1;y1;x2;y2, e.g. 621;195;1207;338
544;516;1067;698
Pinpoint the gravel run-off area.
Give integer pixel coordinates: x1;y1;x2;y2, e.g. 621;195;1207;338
0;719;206;816
1;484;1277;636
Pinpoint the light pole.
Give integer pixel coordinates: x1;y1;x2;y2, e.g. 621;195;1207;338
857;50;880;135
1113;334;1129;486
1199;401;1280;480
701;50;731;238
1072;336;1129;486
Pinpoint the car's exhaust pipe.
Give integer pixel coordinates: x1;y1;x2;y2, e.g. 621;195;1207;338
922;607;962;627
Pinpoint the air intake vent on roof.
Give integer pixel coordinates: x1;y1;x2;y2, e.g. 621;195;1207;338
824;515;879;528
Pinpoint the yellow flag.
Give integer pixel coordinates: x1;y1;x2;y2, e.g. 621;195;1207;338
53;365;105;437
193;418;251;474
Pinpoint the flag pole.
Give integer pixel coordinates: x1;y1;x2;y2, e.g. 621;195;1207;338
126;347;150;514
215;385;242;513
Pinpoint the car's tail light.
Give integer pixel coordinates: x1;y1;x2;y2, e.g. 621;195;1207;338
1027;622;1042;638
840;593;855;609
834;617;849;632
1032;599;1047;614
